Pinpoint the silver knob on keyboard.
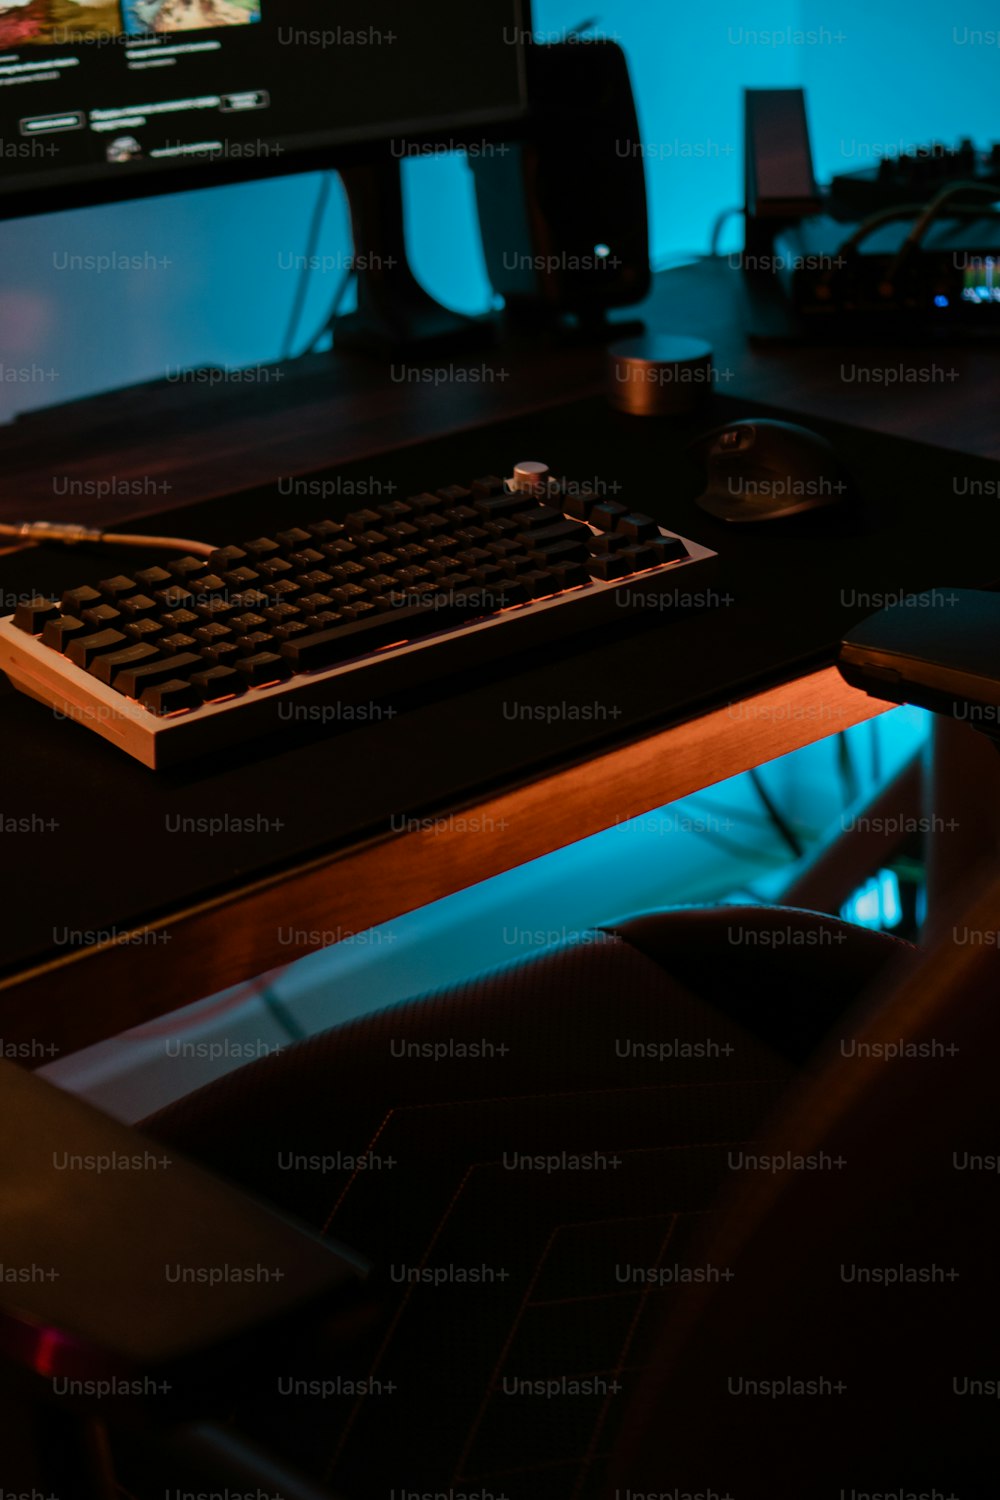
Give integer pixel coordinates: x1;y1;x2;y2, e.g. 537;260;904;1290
509;460;550;495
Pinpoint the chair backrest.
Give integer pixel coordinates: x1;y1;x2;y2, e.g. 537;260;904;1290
611;865;1000;1500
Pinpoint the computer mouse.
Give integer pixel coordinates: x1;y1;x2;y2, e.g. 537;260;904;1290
689;417;860;523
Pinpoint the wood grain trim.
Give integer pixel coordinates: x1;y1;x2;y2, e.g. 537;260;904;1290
2;666;886;1059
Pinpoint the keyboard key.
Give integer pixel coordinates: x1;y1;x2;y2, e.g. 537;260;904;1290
236;652;291;687
117;593;158;620
287;548;326;571
190;573;228;599
405;492;441;515
243;537;281;562
223;566;260;591
159;632;198;653
275;527;312;553
470;474;505;498
563;489;599;521
326;561;367;585
329;584;367;607
263;576;299;600
412;511;449;536
487;539;520;563
280;598;473;671
113;652;201;698
482;517;518;539
520;569;559;599
160;609;199;632
344;508;381;534
589;532;626;555
81;604;122;629
61;585;102;617
97;575;138;602
619;544;658;573
520;522;589;553
41;615;86;651
396;544;429;567
154;585;194;612
649;535;689;564
90;641;161;685
589;554;629;581
376;500;413;523
67;628;128;669
295;570;334;591
424;535;459;557
141;679;202;716
617;512;661;541
382;522;420;546
513;505;561;532
273;619;310;642
134;565;173;591
436;484;471;506
230;611;268;635
352;529;389;554
256;557;293;581
193;621;233;647
263;602;301;627
167;555;208;581
472;492;524;520
193;596;234;623
531;539;589;569
297;592;335;615
591;501;629;530
396;566;433;588
191;665;245;700
228;589;270;613
363;573;396;596
199;640;240;666
13;597;59;634
470;564;506;591
123;617;164;644
306;520;345;543
549;562;591;589
501;552;539;577
208;546;246;573
440;504;478;526
238;630;276;656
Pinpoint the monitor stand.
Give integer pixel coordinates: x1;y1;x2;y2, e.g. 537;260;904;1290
332;158;494;359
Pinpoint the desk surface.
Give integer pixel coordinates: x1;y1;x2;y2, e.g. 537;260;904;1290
2;259;999;1056
1;257;999;529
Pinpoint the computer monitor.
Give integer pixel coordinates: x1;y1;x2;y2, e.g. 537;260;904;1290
0;0;531;218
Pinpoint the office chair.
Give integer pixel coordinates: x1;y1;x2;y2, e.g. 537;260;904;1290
3;610;998;1500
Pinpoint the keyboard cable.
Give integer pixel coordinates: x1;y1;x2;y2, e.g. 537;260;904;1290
0;520;215;556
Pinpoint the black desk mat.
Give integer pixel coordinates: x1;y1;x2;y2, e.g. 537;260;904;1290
2;391;998;979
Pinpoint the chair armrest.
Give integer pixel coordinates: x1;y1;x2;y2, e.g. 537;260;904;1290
0;1060;365;1395
839;587;1000;736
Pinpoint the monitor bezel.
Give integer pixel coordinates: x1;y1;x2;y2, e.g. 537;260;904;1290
0;0;533;221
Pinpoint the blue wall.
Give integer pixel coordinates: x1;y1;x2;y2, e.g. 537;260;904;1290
0;0;996;419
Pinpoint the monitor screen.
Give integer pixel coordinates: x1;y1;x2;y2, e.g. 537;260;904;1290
0;0;530;216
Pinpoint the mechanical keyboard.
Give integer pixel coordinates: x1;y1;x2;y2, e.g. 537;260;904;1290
0;461;716;768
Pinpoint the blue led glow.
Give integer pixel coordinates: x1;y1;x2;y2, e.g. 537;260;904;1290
934;295;950;308
841;869;903;931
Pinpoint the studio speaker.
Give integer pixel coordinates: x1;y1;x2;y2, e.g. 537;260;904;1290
471;39;651;328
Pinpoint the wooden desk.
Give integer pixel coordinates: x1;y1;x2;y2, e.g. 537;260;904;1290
1;258;996;1058
0;666;884;1058
1;258;997;531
